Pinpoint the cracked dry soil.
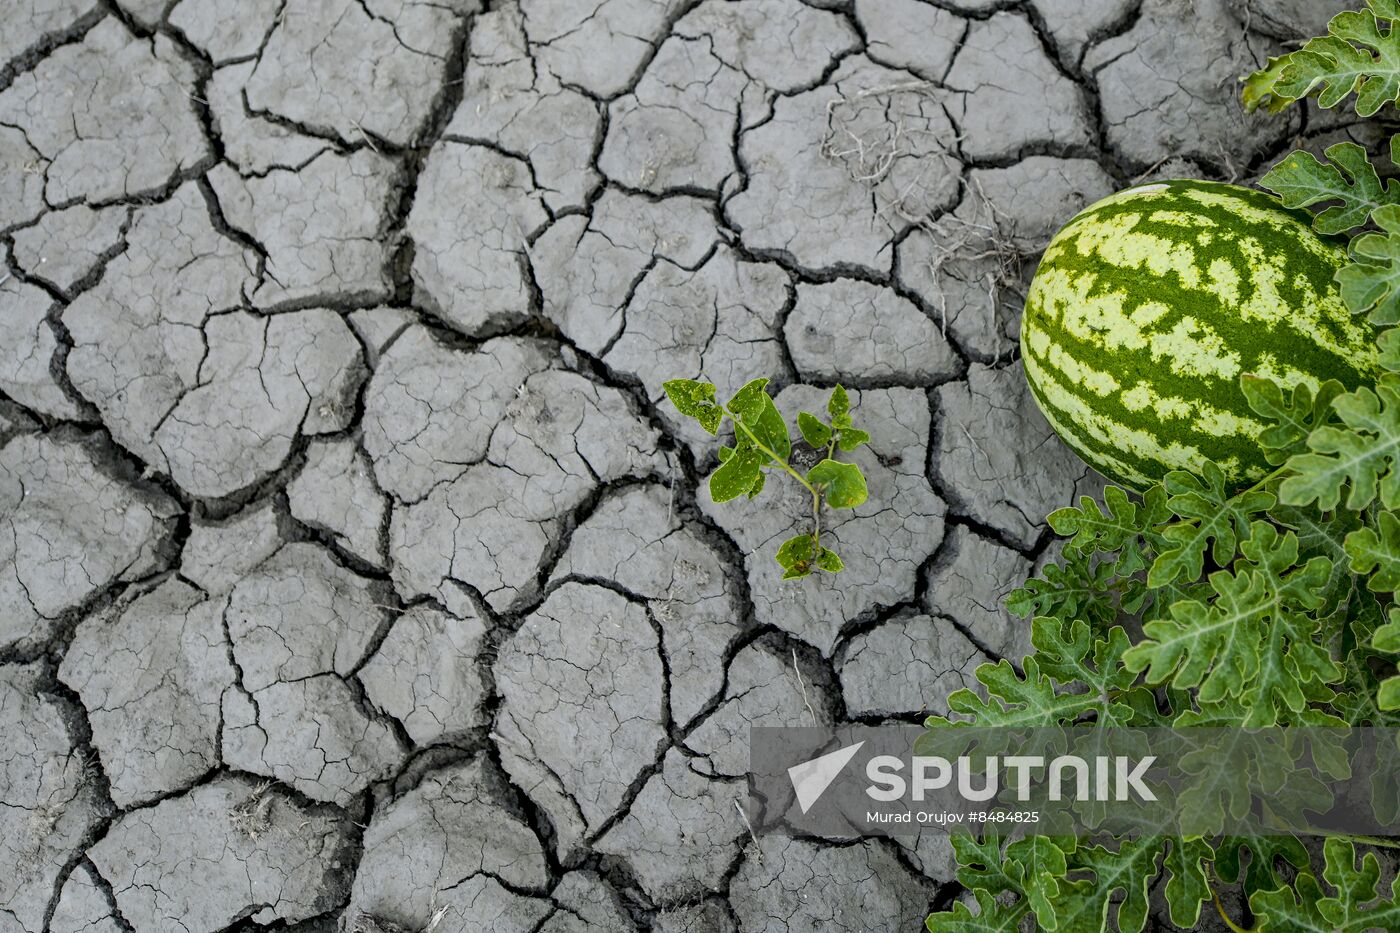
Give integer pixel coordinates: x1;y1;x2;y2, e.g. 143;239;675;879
0;1;1367;931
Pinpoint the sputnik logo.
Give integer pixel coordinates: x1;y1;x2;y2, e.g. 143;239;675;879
788;741;864;814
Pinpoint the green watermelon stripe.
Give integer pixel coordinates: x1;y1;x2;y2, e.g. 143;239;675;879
1020;330;1264;448
1024;267;1366;409
1021;179;1379;489
1055;184;1341;300
1023;340;1255;485
1022;342;1230;487
1038;193;1372;366
1023;358;1154;489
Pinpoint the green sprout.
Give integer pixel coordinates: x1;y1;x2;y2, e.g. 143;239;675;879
663;378;869;579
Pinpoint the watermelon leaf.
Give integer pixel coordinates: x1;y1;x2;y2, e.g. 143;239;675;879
939;617;1146;727
1282;376;1400;511
1249;870;1334;932
1272;502;1362;605
1241;374;1347;464
1253;837;1400;932
930;451;1398;929
1148;462;1275;587
1215;835;1312;900
1345;509;1400;591
1259;141;1400;235
1032;618;1154;726
1125;524;1340;725
1374;608;1400;710
1003;836;1072;928
1242;3;1400;118
1005;548;1127;628
929;834;1172;933
924;889;1029;933
1338;202;1400;323
1059;838;1164;933
1159;836;1213;929
1379;327;1400;373
942;656;1096;728
1374;609;1400;659
1047;485;1167;557
1310;838;1400;930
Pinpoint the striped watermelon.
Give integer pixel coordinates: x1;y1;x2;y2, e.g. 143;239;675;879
1021;179;1379;490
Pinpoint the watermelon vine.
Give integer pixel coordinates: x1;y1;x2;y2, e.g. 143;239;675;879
925;4;1400;930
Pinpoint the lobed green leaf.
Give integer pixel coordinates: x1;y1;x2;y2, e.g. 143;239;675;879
924;889;1028;932
1162;836;1213;929
1345;509;1400;591
1296;837;1400;930
1241;374;1346;465
942;617;1148;727
1380;326;1400;372
1282;376;1400;511
1257;141;1400;235
1273;503;1363;606
1005;550;1125;629
1061;838;1163;933
1339;202;1400;324
1375;608;1400;710
1215;835;1312;901
1242;3;1400;118
1048;485;1168;566
1125;524;1340;725
1148;462;1275;587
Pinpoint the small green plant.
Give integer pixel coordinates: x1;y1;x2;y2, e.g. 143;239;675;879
663;378;869;578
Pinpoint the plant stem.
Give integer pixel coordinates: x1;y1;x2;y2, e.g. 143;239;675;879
731;418;817;495
1210;885;1252;933
731;415;827;557
1334;833;1400;850
1241;462;1291;497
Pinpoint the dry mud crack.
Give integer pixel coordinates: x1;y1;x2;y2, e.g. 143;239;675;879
0;1;1357;931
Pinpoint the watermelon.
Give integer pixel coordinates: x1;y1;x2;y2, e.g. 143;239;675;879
1021;179;1379;490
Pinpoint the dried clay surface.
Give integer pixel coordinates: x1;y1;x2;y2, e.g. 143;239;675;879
0;0;1321;929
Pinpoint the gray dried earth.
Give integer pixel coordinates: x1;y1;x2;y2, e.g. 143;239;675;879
0;0;1338;930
